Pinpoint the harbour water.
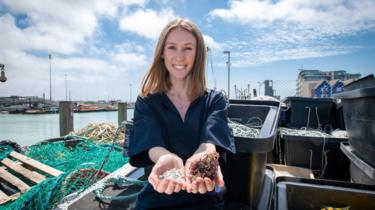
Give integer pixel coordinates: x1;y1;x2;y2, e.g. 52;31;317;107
0;109;134;146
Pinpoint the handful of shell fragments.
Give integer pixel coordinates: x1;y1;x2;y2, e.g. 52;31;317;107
190;152;219;181
158;168;185;183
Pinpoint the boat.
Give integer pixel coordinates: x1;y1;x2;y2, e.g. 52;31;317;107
75;104;117;112
76;104;102;112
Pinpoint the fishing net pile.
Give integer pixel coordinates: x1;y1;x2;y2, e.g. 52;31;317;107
70;123;125;144
0;126;128;210
228;119;260;138
279;127;347;138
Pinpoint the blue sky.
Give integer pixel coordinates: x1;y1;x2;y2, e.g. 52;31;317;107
0;0;374;101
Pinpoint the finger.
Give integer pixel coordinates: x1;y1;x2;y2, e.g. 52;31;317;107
197;178;207;194
215;166;225;188
174;182;182;193
148;166;161;189
148;175;159;190
165;180;176;195
191;180;198;194
204;177;215;192
185;173;192;193
156;179;169;193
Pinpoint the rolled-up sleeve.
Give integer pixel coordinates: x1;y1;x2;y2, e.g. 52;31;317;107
200;92;235;154
128;96;166;167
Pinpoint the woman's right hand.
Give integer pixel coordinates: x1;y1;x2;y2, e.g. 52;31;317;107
148;153;186;195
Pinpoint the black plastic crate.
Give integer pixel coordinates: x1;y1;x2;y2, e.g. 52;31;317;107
343;74;375;91
283;97;335;130
335;74;375;168
223;100;280;209
276;176;375;210
223;166;275;210
341;142;375;185
281;131;350;181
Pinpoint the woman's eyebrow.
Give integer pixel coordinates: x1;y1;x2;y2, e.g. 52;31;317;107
165;42;195;46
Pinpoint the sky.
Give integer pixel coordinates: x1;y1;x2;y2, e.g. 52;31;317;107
0;0;374;101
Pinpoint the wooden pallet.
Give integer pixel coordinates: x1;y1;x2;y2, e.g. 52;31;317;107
0;151;64;205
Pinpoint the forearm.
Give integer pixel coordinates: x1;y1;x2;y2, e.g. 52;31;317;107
148;146;174;163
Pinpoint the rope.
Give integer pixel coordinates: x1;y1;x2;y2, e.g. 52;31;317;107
305;106;311;129
87;121;126;187
245;116;263;128
319;136;329;179
315;107;322;131
94;176;147;201
309;149;313;170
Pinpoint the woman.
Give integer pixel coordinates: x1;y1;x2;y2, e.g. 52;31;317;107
128;18;235;210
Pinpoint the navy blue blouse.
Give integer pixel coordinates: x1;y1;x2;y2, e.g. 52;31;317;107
128;89;235;210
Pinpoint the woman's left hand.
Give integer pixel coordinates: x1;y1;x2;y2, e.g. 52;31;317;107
185;144;225;194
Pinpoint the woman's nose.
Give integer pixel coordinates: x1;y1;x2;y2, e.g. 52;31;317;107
175;49;185;60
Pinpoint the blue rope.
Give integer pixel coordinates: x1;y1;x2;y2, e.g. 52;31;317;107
94;177;147;201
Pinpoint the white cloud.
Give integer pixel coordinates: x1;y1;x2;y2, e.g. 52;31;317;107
1;0;121;54
119;8;177;39
203;34;221;50
121;0;148;7
113;52;147;68
210;0;375;35
208;0;375;66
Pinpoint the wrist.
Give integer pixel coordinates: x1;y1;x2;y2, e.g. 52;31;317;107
149;147;174;163
195;143;216;154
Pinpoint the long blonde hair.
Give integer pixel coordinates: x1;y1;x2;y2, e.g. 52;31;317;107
140;18;207;101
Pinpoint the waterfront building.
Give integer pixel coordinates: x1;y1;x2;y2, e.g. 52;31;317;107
296;69;360;97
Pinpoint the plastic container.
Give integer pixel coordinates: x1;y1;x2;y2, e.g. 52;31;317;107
223;100;280;209
257;166;275;210
223;166;275;210
334;75;375;168
343;74;375;91
340;142;375;185
276;176;375;210
282;134;350;181
283;97;335;130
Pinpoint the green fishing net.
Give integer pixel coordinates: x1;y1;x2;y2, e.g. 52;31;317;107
0;137;128;210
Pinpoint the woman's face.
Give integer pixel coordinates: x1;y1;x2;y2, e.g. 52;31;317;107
163;28;197;82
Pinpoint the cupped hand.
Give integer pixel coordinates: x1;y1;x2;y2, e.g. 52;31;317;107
185;152;225;194
148;153;186;194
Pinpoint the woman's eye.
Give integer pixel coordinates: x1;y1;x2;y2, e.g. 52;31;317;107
185;47;192;51
167;46;176;50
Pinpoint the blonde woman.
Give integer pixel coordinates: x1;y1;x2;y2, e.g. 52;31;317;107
128;18;235;210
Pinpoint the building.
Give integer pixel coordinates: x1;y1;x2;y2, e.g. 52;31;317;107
296;69;361;97
264;80;275;97
314;80;331;98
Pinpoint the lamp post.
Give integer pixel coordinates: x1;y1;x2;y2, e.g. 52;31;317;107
49;54;52;101
0;64;7;83
64;73;68;101
223;51;231;98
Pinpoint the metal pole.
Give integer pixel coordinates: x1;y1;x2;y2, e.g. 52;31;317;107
223;51;231;98
49;54;52;101
65;73;68;101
